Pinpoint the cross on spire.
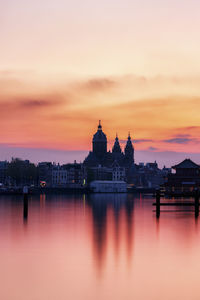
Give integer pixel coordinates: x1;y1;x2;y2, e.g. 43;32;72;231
98;120;102;130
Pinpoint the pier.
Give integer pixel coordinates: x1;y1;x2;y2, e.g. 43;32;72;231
153;189;200;218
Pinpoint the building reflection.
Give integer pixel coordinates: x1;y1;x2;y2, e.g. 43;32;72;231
87;194;108;275
125;195;135;265
88;193;135;276
113;196;122;262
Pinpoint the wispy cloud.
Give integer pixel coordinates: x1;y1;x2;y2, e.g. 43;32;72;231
1;72;200;153
0;94;66;117
80;78;116;92
163;134;200;145
134;139;154;144
18;97;65;109
117;139;153;144
163;138;195;144
147;146;158;151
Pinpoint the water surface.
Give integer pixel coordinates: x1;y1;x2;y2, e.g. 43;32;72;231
0;193;199;300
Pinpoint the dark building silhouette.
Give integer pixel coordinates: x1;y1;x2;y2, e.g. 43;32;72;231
125;133;134;165
92;121;107;158
84;121;134;168
84;121;135;183
0;161;8;184
164;159;200;193
38;162;53;186
112;134;122;154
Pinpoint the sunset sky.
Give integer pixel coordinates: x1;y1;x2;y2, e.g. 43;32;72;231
1;0;200;166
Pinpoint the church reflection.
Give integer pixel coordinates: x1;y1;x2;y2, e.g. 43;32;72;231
113;196;121;261
87;193;135;275
125;196;135;264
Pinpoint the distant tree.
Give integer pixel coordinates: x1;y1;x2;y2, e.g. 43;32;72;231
7;158;37;186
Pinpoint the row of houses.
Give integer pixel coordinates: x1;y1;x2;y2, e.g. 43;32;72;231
37;158;200;192
2;157;200;193
39;162;84;187
0;158;171;188
39;161;127;187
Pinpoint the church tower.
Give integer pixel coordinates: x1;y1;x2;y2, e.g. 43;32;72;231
125;133;134;164
92;121;107;158
112;134;122;154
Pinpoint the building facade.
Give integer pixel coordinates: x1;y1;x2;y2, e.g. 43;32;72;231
52;169;68;187
38;162;53;187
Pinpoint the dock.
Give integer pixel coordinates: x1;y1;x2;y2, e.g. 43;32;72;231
153;189;200;218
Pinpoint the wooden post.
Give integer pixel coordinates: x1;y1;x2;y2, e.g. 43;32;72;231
156;189;160;218
23;186;29;221
23;186;28;201
194;188;199;218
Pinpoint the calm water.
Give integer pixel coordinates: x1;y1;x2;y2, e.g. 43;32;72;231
0;193;200;300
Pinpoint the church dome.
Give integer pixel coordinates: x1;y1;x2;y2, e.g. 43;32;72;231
92;120;107;142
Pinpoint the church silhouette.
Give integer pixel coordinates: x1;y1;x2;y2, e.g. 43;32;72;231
84;121;135;169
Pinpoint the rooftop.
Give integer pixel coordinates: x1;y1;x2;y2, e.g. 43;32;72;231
172;159;200;169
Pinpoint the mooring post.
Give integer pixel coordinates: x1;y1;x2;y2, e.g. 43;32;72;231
23;186;28;201
156;189;160;218
194;188;199;218
23;186;29;221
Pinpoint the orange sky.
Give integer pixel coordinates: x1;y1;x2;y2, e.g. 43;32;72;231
1;0;200;164
1;74;200;154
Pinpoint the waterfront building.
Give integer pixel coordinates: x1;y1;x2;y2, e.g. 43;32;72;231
52;169;68;187
90;180;127;193
62;162;84;186
39;162;84;187
85;166;112;183
135;161;169;188
0;161;8;185
38;162;53;187
164;159;200;193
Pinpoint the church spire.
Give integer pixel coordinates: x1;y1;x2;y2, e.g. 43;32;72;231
98;120;102;131
125;133;134;163
112;133;122;154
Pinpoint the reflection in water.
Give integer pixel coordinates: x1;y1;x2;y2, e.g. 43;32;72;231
88;194;135;275
40;193;46;208
89;195;108;275
113;197;120;262
0;194;200;300
23;197;28;223
156;216;160;239
125;197;134;265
